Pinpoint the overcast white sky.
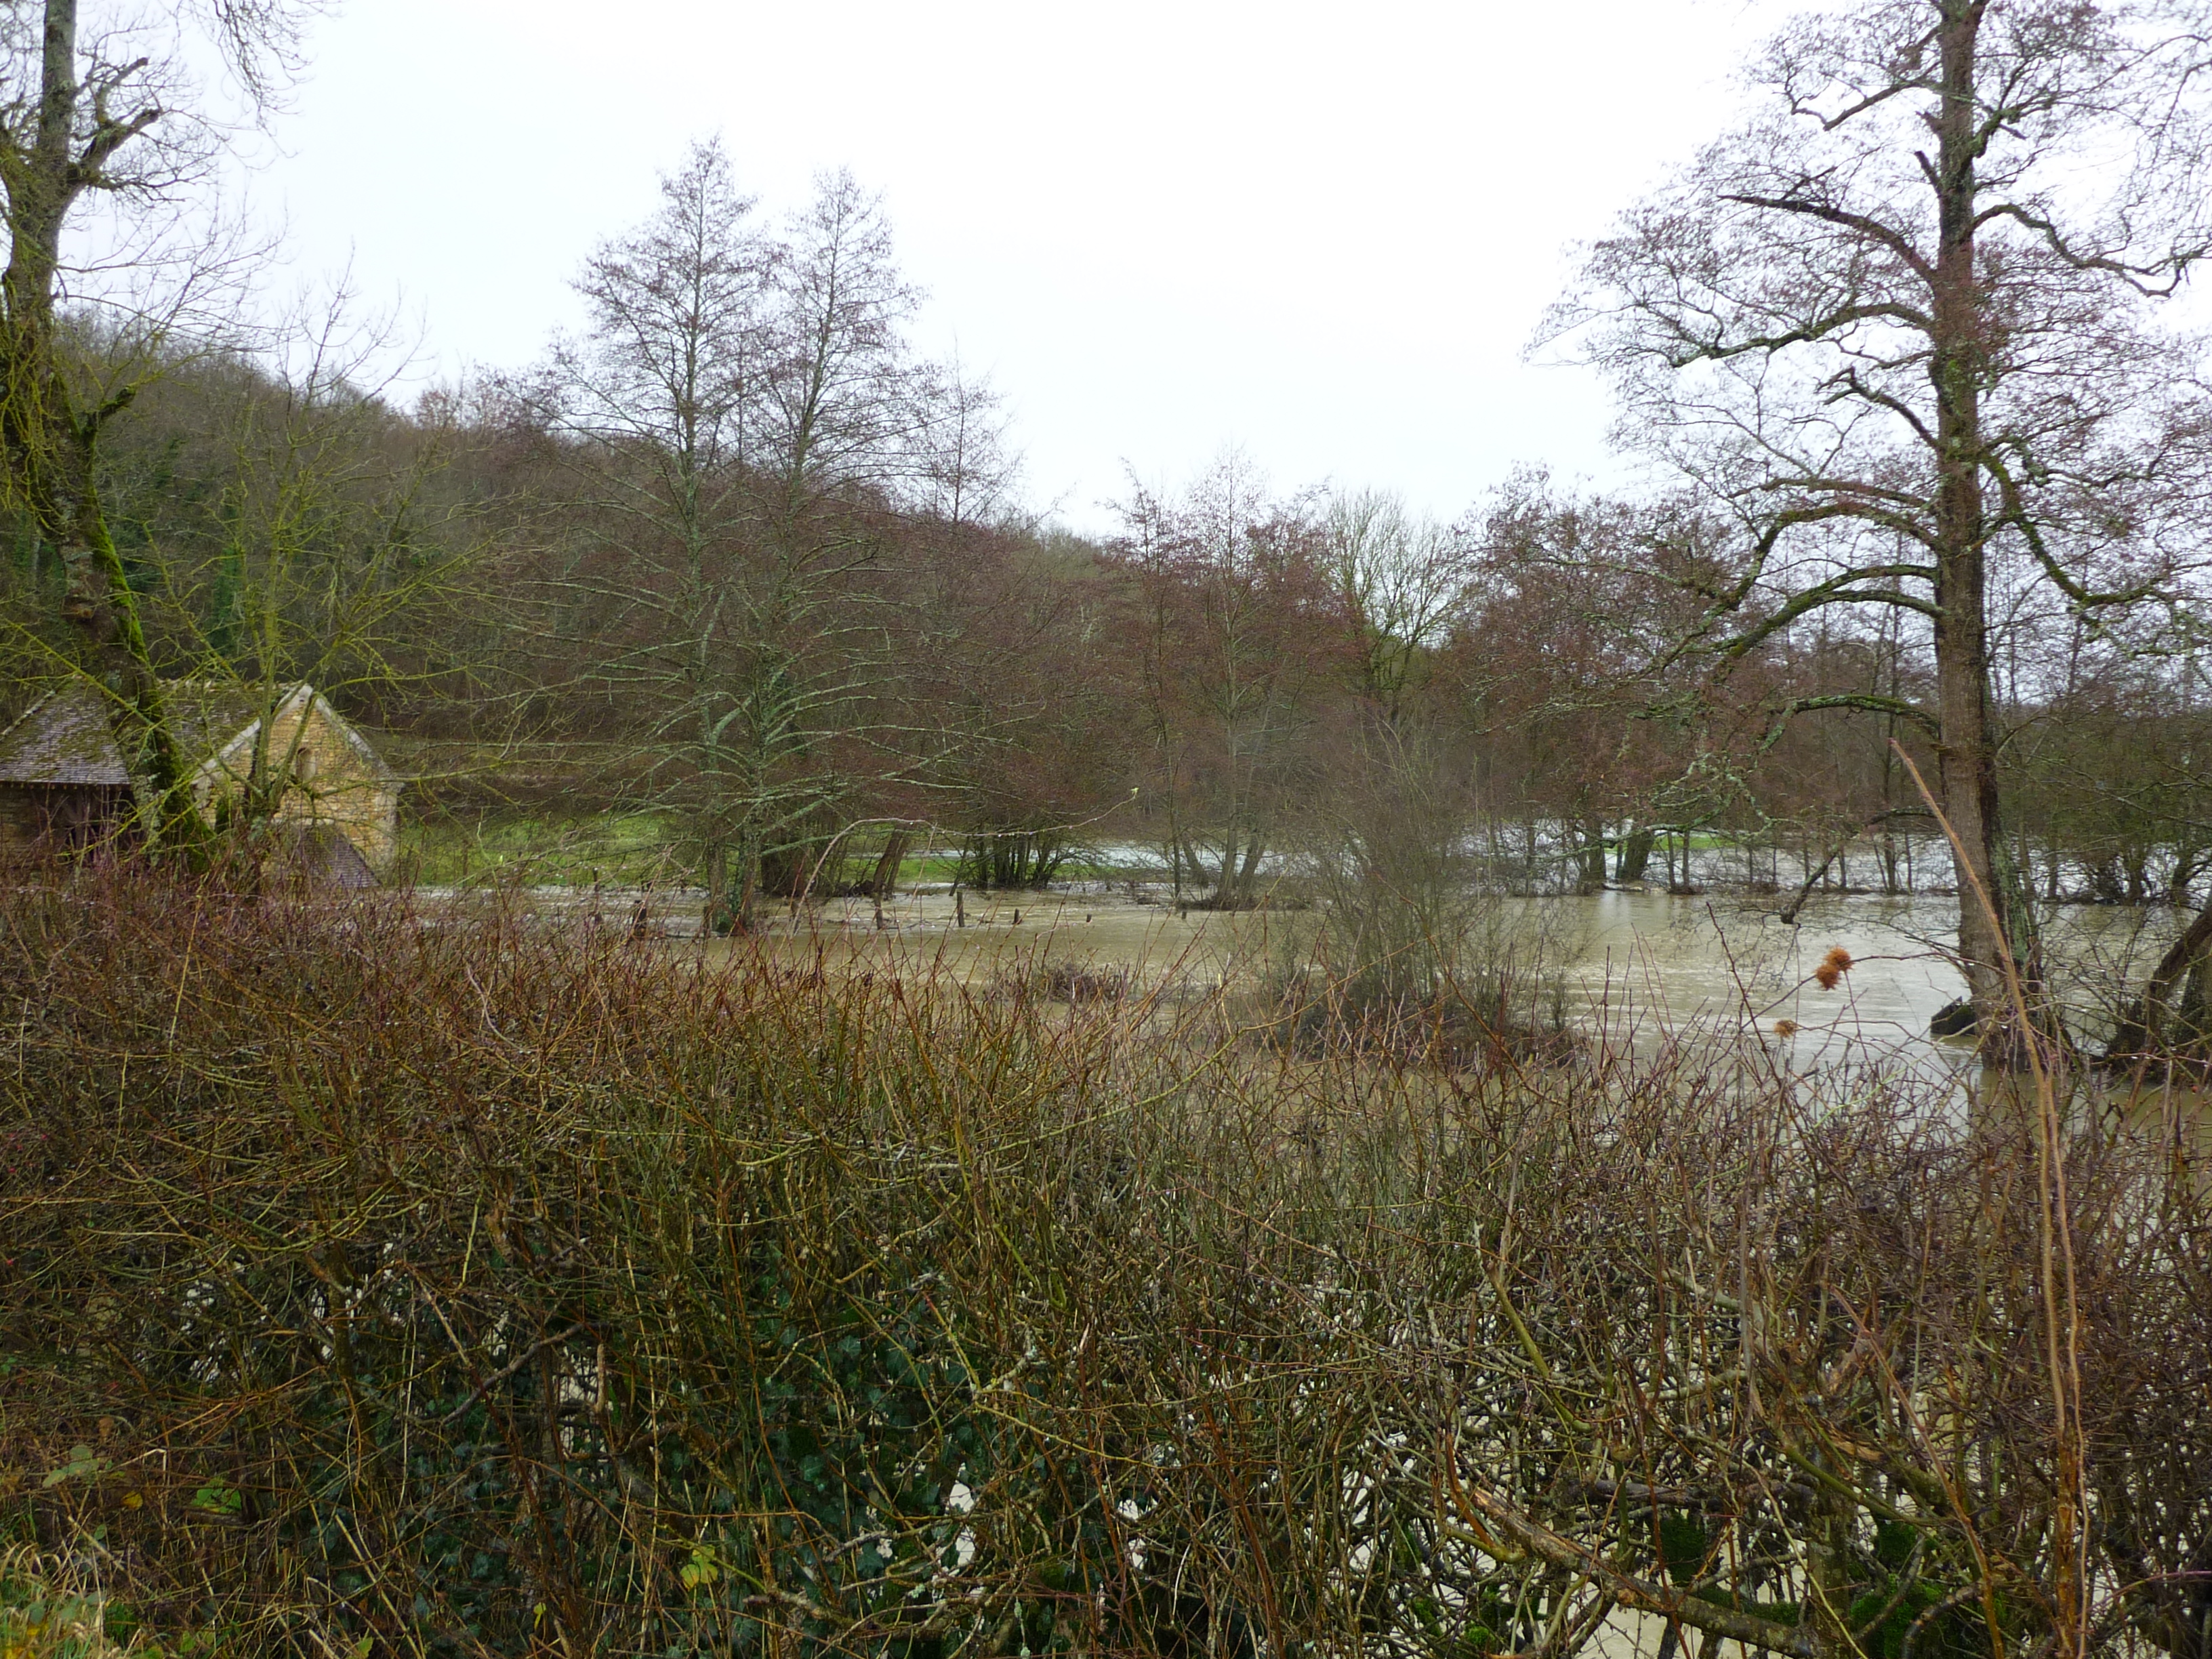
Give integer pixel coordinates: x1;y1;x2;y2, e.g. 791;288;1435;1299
260;1;1778;535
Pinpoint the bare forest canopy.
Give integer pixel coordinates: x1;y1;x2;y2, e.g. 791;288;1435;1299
0;2;2209;1046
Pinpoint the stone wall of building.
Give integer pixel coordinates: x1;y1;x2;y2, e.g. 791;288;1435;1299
191;693;398;873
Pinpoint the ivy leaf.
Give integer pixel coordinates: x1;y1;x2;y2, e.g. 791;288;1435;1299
190;1474;244;1515
41;1443;108;1488
678;1545;722;1593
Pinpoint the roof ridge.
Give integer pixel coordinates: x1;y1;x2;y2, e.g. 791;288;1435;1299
0;689;60;751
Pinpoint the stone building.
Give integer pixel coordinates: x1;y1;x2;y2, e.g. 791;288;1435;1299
0;680;398;878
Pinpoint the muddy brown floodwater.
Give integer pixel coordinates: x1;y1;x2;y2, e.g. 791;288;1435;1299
678;884;2101;1052
461;878;2196;1107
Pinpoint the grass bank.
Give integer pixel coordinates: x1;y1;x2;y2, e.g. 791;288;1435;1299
1;870;2207;1659
396;811;1150;893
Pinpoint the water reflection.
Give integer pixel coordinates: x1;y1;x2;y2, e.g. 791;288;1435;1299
1549;890;1971;1073
1552;891;2200;1123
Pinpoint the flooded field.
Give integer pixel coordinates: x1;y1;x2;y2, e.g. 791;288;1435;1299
459;877;2189;1084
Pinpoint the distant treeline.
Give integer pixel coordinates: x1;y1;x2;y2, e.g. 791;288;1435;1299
3;312;2202;922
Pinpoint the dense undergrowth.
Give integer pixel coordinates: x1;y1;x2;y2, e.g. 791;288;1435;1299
2;870;2209;1659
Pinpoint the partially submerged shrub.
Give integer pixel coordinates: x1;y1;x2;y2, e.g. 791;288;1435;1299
1265;960;1580;1069
990;959;1134;1005
1037;960;1131;1003
1279;733;1584;1065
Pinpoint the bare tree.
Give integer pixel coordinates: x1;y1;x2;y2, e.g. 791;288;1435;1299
1325;488;1466;730
1557;0;2212;1038
1118;455;1334;908
182;297;493;855
533;142;981;927
912;354;1019;529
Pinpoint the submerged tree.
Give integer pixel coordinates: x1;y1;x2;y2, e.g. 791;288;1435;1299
1118;456;1335;909
1559;0;2212;1039
532;140;996;927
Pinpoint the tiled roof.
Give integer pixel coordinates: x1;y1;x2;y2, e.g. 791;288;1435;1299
0;684;131;785
168;682;276;763
0;680;377;787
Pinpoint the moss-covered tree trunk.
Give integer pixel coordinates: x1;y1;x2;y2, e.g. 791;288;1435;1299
0;0;184;844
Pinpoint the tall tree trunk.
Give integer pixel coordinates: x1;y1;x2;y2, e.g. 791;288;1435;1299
1929;6;2034;1034
1;0;185;841
1;1;75;521
1576;823;1607;893
1615;826;1656;884
7;0;96;630
1233;830;1265;906
867;830;909;899
702;840;729;933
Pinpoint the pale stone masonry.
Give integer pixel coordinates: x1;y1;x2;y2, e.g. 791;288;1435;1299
183;683;400;874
